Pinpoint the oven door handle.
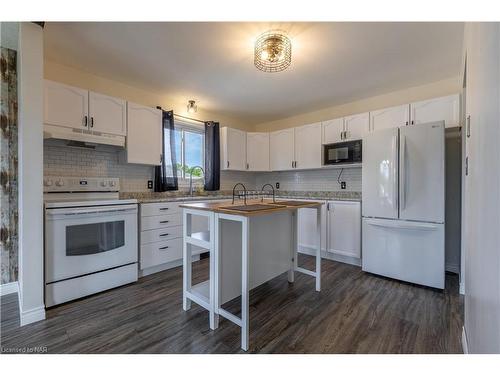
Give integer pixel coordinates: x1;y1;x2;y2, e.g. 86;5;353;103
46;204;138;217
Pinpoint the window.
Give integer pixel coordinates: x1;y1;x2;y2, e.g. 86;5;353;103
164;121;204;180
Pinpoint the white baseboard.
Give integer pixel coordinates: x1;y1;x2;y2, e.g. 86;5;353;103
20;305;46;326
0;281;19;296
139;255;201;278
445;263;460;274
462;326;469;354
298;245;361;267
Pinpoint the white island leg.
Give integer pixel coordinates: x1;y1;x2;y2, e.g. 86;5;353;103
316;206;322;292
182;210;192;311
288;210;298;283
241;216;250;351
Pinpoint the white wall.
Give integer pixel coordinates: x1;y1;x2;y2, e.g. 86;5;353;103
18;22;45;325
462;22;500;353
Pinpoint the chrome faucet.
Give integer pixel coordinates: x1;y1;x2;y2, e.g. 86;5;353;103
260;183;276;203
232;183;247;205
189;165;204;197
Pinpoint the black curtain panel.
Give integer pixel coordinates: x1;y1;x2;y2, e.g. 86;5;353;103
154;110;178;191
204;121;220;191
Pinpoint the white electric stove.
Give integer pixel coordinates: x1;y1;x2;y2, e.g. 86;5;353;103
44;176;138;307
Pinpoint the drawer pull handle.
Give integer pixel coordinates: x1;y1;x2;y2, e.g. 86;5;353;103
159;233;169;237
159;220;169;224
159;208;169;211
158;246;169;250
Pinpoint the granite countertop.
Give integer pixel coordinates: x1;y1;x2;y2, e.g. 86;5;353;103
120;190;361;204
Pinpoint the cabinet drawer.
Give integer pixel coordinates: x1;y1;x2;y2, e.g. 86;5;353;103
140;238;182;270
141;226;183;244
140;213;182;231
141;202;180;217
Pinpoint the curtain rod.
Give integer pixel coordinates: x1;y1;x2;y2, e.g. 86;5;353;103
174;113;206;124
156;106;207;124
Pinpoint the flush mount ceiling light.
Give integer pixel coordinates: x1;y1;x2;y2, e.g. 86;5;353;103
187;100;197;113
254;30;292;73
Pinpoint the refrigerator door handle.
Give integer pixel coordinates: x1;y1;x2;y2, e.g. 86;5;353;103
365;219;439;231
400;135;407;211
392;134;399;211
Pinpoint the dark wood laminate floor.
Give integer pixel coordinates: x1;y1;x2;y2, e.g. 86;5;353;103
0;256;463;354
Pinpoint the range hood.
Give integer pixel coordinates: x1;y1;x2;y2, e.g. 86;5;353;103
43;124;125;147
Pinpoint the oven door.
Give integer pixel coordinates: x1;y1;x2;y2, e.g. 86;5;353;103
45;204;138;283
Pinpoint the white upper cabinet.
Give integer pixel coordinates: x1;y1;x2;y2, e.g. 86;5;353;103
410;94;460;128
44;80;89;130
322;118;344;144
270;128;295;171
221;127;247;171
126;102;162;165
327;201;361;259
370;104;410;132
246;132;270;171
44;80;127;137
294;122;322;170
344;112;369;140
88;91;127;136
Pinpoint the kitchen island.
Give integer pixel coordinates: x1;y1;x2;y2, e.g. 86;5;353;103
180;199;323;351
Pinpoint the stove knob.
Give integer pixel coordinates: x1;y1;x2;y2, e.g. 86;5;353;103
55;179;64;187
100;181;108;187
109;181;116;187
44;179;53;187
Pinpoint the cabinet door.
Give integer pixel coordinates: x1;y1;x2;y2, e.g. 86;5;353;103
327;201;361;258
270;128;295;171
246;132;270;171
344;112;369;140
89;91;127;135
297;202;328;254
322;118;344;144
294;122;322;169
221;127;247;170
410;94;460;128
126;102;162;165
44;80;89;130
370;104;409;132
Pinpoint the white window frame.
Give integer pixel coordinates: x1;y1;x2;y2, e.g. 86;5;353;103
174;119;205;181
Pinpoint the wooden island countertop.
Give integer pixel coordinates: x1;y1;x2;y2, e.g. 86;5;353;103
179;199;323;216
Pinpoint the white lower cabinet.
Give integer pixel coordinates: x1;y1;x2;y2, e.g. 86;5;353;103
139;202;184;272
326;201;361;259
140;238;183;270
297;201;328;253
139;199;231;274
297;200;361;264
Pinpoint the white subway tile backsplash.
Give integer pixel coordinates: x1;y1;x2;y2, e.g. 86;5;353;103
44;144;361;193
255;168;362;192
43;144;259;192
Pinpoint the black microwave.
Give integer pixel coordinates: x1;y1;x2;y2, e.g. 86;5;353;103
323;140;362;165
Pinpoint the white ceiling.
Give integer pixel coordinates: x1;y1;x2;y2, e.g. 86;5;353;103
44;22;464;125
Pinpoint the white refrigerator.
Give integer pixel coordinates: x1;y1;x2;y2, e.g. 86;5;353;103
362;121;445;289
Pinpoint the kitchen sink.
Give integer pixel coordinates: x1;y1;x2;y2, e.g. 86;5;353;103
219;204;285;212
266;200;313;206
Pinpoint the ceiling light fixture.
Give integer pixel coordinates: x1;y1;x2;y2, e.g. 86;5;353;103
254;30;291;73
187;100;197;113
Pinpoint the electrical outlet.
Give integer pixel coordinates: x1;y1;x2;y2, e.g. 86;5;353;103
275;182;280;189
341;181;346;190
147;180;153;189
